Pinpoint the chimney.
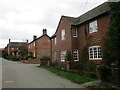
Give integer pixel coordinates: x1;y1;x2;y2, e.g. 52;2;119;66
43;29;47;35
26;40;29;43
33;35;37;40
9;39;11;43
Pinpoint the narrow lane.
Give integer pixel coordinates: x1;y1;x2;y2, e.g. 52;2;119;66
2;59;86;88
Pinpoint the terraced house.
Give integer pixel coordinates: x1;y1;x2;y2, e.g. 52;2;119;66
28;29;51;58
51;2;110;64
5;39;28;56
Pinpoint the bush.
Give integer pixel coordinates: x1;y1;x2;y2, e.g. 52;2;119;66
40;56;50;65
69;62;83;70
83;61;97;73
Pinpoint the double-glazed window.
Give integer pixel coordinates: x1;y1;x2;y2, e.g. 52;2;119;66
72;29;78;37
89;20;98;33
73;49;79;61
61;29;65;40
89;46;102;60
61;50;66;61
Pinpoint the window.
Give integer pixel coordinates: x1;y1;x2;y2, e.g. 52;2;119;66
11;48;14;50
34;42;35;46
89;46;102;60
73;49;79;61
73;29;78;37
54;37;57;45
33;51;35;57
61;50;66;61
61;29;65;40
54;52;57;60
89;20;98;33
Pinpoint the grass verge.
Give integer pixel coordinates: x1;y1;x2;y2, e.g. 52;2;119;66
38;65;97;84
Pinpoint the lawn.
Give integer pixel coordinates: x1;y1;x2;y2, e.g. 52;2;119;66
38;65;97;84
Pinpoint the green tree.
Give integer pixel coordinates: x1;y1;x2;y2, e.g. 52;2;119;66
65;50;71;61
103;2;120;66
18;45;28;57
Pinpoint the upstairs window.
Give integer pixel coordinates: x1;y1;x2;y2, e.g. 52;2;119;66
11;48;14;50
54;37;57;45
72;29;78;37
34;42;35;46
61;29;65;40
61;50;66;62
89;20;98;33
73;49;79;61
89;46;102;60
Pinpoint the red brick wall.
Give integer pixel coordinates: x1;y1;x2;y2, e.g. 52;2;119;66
51;17;72;62
36;35;50;58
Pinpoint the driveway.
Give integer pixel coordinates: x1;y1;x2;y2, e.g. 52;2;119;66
2;58;86;88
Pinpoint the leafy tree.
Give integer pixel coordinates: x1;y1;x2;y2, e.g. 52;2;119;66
103;2;120;66
18;45;28;57
65;50;71;61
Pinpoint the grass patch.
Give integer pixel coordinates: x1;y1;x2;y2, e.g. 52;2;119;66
38;65;97;84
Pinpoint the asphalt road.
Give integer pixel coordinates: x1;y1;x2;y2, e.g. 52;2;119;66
2;59;86;88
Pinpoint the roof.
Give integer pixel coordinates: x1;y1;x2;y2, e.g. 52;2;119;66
63;2;110;25
9;42;27;47
29;34;50;44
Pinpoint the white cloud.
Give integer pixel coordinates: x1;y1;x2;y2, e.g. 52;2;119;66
0;0;107;48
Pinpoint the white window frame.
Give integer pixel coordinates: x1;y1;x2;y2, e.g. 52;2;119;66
73;49;79;61
73;29;78;37
34;42;35;47
54;52;57;60
89;46;102;60
61;29;65;40
61;50;66;62
54;37;57;45
89;20;98;33
33;50;35;57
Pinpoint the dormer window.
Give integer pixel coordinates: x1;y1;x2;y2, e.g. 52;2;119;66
72;29;78;37
89;20;98;33
61;29;65;40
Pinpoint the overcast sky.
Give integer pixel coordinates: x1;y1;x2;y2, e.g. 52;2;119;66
0;0;108;48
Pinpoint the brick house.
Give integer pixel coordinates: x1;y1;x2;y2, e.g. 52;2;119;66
51;2;110;64
6;39;28;56
28;29;51;58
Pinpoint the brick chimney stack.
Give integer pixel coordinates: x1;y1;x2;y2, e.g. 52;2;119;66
9;39;11;43
26;40;29;43
33;35;37;40
43;29;47;35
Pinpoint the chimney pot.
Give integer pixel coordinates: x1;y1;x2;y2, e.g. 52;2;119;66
33;35;37;40
43;29;47;35
9;39;11;43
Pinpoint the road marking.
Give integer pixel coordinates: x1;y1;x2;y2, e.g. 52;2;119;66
4;80;15;83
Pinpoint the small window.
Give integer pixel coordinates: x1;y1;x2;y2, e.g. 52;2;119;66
61;29;65;40
73;49;79;61
54;37;57;45
73;29;78;37
54;52;57;60
89;46;102;60
89;20;98;33
11;48;14;50
34;42;35;46
61;50;66;61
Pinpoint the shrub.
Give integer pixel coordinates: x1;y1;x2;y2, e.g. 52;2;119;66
69;62;83;70
40;56;50;61
40;56;50;65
